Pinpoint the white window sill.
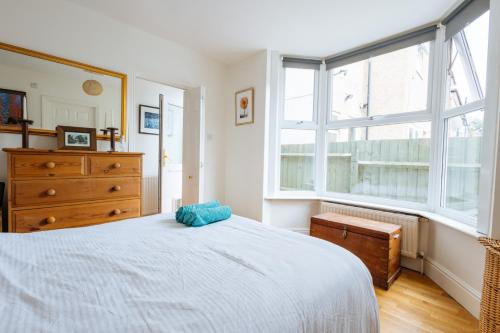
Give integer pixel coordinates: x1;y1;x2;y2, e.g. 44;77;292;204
264;195;482;238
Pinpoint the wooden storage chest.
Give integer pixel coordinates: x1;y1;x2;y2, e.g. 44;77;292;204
310;212;401;290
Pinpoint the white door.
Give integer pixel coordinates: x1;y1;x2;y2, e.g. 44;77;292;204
41;96;97;129
161;103;184;213
182;87;205;205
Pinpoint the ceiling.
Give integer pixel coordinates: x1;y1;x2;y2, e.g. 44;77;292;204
66;0;458;64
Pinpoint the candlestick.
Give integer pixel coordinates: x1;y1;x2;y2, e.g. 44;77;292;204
107;127;118;152
23;96;27;118
17;118;34;149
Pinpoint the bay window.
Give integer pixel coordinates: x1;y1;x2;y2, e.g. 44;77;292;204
440;10;489;221
272;0;492;230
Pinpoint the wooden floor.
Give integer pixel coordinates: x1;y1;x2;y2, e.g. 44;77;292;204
377;269;479;333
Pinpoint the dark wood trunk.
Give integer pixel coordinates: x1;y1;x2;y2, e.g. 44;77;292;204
310;212;401;290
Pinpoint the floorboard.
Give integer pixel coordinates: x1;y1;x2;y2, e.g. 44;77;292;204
376;269;479;333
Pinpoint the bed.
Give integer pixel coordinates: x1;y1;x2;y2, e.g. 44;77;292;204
0;214;379;333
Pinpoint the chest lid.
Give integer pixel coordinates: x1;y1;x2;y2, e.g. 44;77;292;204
311;212;401;240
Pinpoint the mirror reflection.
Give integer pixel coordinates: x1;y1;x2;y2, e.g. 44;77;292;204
0;47;123;136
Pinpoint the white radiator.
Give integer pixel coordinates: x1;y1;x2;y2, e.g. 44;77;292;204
320;201;423;259
142;176;159;215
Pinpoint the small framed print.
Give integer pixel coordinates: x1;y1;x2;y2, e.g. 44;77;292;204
56;125;97;151
139;104;160;135
0;88;26;125
235;87;254;126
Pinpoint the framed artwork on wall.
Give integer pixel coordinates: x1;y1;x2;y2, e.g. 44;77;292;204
56;125;97;151
139;104;160;135
235;87;254;126
0;88;26;125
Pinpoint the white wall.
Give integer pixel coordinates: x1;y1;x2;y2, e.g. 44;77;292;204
0;0;227;202
262;199;320;233
224;51;269;221
481;0;500;238
424;221;485;317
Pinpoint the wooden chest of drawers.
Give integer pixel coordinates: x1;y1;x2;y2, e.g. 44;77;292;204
310;212;401;290
3;148;143;233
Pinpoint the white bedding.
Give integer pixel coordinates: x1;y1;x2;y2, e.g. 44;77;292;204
0;214;379;333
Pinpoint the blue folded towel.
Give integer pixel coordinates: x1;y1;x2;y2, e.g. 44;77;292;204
175;200;220;223
183;206;232;227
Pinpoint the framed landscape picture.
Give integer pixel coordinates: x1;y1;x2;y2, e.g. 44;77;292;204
0;88;26;125
235;87;254;126
139;104;160;135
56;125;97;151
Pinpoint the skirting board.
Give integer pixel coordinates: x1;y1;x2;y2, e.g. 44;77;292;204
424;257;481;318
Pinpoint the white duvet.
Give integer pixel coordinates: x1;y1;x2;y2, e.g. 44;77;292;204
0;214;379;333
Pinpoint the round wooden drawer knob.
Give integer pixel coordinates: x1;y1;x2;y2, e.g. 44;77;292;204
113;185;121;191
113;209;122;215
46;216;56;224
46;189;56;196
45;161;56;169
113;162;121;169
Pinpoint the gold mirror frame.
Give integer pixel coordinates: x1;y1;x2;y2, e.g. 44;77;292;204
0;42;127;141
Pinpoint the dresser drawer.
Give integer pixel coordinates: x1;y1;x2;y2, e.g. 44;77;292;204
12;177;141;207
11;154;86;178
89;156;141;176
12;199;141;233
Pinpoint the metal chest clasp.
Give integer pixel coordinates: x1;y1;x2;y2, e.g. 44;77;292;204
343;226;348;239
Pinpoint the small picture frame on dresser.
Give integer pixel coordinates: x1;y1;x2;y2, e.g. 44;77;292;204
56;125;97;151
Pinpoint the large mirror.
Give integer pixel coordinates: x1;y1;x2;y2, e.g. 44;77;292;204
0;42;126;140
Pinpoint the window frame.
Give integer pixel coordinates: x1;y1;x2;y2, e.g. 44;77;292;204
325;46;434;127
280;67;320;130
434;24;487;226
275;65;321;195
320;41;436;211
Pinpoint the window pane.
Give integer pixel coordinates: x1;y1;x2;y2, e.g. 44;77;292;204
330;61;369;121
280;129;315;191
326;122;431;203
444;110;483;217
369;43;430;115
446;11;489;109
329;43;430;121
284;68;315;121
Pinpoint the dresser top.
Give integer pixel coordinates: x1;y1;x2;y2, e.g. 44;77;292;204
2;148;143;155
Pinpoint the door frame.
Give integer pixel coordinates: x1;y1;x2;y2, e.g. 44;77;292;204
131;76;205;212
